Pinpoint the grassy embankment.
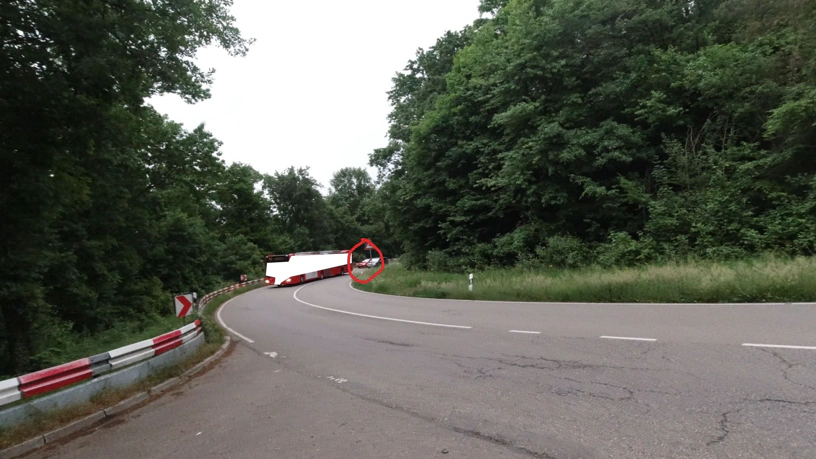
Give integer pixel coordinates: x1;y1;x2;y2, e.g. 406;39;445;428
354;255;816;303
0;283;264;451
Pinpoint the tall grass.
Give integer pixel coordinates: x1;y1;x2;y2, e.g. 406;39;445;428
199;282;267;344
355;254;816;303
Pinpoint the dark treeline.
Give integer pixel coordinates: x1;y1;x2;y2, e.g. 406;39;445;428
0;1;393;376
371;0;816;271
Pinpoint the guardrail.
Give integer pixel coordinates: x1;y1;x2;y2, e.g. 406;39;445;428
0;278;264;411
0;321;201;409
197;279;263;312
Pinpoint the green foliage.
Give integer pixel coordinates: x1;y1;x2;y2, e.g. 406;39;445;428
263;166;333;251
0;0;270;377
425;251;454;273
534;236;592;269
356;255;816;304
370;0;816;270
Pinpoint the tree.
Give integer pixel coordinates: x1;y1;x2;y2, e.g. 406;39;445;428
371;0;816;270
0;0;252;374
263;167;333;251
328;168;375;218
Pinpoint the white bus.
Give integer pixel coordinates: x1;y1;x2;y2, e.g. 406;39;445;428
263;250;350;286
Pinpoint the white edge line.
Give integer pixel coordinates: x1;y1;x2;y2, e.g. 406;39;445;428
509;330;541;334
348;281;816;307
216;295;256;343
600;336;657;342
294;285;472;329
742;343;816;350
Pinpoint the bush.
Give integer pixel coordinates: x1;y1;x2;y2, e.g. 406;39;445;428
534;235;592;269
596;232;657;268
199;315;224;344
426;250;457;272
399;251;428;271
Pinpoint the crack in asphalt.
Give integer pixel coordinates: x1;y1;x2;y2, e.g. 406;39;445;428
364;338;414;347
707;410;736;446
637;345;674;363
549;375;636;402
750;398;816;407
493;354;685;375
441;357;500;380
704;396;816;449
265;348;556;459
760;348;816;392
440;353;684;407
449;427;558;459
325;383;557;459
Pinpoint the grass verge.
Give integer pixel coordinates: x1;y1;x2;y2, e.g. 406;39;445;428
0;282;265;452
354;254;816;303
198;282;267;344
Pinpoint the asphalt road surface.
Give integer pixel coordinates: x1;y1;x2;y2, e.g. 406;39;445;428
32;274;816;459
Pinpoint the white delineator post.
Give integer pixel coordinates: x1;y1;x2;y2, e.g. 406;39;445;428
469;273;473;292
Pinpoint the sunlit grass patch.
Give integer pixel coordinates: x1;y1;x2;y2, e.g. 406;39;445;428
355;254;816;303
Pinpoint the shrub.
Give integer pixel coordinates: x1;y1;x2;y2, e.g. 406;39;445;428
534;235;592;269
596;232;658;268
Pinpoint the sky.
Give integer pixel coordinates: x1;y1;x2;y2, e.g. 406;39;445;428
147;0;483;191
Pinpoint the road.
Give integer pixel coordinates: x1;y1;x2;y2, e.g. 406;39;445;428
31;274;816;458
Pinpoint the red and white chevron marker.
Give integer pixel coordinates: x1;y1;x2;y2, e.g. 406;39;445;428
174;294;194;318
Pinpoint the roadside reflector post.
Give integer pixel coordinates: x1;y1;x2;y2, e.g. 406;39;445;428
469;273;473;292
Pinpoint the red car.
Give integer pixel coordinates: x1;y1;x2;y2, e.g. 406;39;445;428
356;258;381;269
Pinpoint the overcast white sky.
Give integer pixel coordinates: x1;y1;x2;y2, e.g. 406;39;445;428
147;0;483;191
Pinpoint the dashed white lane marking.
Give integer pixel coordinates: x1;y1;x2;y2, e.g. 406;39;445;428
509;330;541;334
264;352;278;358
216;296;256;343
601;336;657;342
294;285;473;329
743;343;816;350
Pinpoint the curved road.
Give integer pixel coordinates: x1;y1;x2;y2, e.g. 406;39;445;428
31;275;816;458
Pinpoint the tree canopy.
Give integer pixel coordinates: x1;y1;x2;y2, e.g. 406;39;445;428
372;0;816;271
0;0;392;377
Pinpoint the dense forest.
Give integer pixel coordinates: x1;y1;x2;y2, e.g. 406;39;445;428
0;0;394;376
372;0;816;271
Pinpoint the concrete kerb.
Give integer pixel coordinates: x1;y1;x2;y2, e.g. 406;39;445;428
0;437;44;459
103;392;149;417
148;377;182;397
183;335;232;378
43;411;106;444
0;331;233;459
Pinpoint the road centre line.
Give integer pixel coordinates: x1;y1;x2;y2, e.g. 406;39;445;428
509;330;541;334
216;295;256;343
743;343;816;350
294;285;473;329
601;336;657;342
